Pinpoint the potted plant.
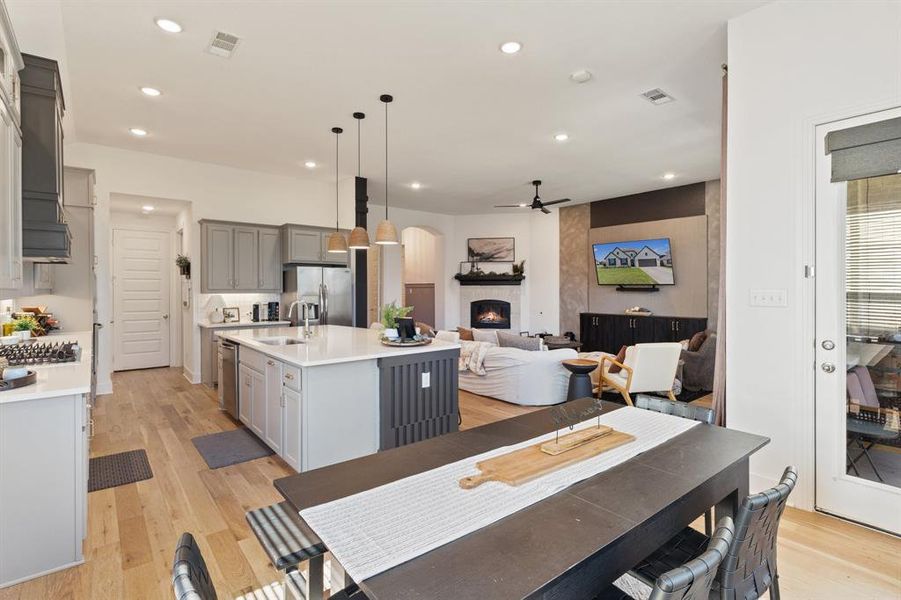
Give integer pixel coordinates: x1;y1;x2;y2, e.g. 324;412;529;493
12;316;39;340
381;302;414;339
175;254;191;279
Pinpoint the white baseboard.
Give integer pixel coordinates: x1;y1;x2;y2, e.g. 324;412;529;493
96;379;113;396
182;367;198;384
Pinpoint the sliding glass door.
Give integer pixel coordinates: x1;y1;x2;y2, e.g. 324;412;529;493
815;109;901;534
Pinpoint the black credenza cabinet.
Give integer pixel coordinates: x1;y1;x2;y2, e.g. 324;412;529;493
580;313;707;353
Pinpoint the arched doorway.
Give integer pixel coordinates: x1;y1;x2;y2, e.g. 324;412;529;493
401;226;445;329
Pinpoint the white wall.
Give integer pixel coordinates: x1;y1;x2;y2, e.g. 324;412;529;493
65;142;340;391
726;0;901;507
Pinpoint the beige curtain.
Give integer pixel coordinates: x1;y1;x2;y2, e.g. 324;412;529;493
712;68;727;426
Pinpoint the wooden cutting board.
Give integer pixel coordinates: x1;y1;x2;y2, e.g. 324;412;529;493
459;428;635;489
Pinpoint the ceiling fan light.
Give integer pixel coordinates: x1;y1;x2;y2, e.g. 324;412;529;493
326;230;348;253
375;219;399;245
348;226;371;249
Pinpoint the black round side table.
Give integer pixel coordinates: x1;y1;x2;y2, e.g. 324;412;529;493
561;359;598;401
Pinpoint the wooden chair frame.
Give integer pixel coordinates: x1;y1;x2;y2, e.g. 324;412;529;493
596;355;677;407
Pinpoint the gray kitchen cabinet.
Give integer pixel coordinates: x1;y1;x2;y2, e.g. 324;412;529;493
202;222;234;292
200;220;282;293
283;226;323;263
282;224;349;266
258;228;281;290
233;226;258;291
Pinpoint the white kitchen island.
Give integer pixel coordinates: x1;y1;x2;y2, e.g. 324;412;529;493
217;325;460;473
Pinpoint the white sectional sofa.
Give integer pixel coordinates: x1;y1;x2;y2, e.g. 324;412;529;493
437;331;578;406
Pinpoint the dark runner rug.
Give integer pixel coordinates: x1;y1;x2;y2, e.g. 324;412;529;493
88;449;153;492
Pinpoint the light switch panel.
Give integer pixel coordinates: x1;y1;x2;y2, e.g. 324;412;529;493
750;289;788;307
421;372;431;388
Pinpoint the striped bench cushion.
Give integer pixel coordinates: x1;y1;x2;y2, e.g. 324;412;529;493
246;502;326;571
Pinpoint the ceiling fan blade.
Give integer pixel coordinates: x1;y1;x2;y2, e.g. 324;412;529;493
494;204;529;208
541;198;571;207
541;206;551;214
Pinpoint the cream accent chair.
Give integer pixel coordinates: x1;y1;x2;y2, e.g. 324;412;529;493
595;342;682;406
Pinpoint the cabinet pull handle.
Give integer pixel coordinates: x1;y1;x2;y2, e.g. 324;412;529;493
284;373;294;380
267;360;275;366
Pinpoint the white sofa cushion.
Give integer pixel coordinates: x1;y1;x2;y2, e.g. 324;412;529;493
472;329;499;345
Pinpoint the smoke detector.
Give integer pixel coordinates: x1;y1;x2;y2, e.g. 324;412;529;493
640;88;675;105
207;31;240;58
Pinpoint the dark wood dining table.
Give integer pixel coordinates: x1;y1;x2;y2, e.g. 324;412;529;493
274;398;769;600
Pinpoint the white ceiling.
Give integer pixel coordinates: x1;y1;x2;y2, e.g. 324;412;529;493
24;1;762;214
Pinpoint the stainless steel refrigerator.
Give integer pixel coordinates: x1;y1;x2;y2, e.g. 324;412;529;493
282;266;353;326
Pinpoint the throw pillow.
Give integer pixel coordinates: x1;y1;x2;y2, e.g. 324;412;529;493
416;322;436;338
688;331;708;352
457;327;474;341
497;331;543;351
608;345;628;373
472;328;499;345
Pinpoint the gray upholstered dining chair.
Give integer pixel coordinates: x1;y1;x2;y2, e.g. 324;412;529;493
635;394;716;535
593;516;735;600
635;394;715;424
172;533;218;600
631;466;798;600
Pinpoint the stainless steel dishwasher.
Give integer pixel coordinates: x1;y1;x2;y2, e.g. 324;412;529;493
218;339;239;419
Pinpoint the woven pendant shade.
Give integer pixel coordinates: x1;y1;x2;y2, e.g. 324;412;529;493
348;226;371;249
326;230;348;253
375;219;398;245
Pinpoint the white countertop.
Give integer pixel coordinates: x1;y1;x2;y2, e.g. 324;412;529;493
217;325;460;368
0;331;93;404
199;320;291;329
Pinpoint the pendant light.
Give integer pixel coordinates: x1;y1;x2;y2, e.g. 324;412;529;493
326;127;348;253
375;94;399;245
348;111;371;250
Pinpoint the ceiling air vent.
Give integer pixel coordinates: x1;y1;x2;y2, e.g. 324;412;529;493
207;31;240;58
641;88;675;105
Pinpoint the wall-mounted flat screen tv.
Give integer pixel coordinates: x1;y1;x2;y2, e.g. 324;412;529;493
593;238;675;285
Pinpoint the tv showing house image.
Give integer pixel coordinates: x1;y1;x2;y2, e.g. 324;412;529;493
592;238;675;285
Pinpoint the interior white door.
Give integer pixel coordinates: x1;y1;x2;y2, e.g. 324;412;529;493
113;229;171;371
814;109;901;534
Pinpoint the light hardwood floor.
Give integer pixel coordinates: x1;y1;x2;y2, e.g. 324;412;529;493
1;369;898;599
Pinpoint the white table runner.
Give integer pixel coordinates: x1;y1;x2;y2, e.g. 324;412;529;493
300;407;699;582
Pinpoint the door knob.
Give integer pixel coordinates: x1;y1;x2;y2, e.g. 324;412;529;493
821;362;836;373
821;340;835;350
162;314;169;319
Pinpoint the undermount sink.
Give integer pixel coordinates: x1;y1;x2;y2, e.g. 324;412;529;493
256;336;304;346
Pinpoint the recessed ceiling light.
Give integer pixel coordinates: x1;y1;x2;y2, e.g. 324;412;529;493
499;41;522;54
155;18;182;33
410;182;422;190
140;87;161;97
142;205;155;212
554;133;569;142
129;128;148;137
304;161;317;169
663;172;676;180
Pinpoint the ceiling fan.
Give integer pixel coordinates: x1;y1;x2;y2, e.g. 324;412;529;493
494;180;571;214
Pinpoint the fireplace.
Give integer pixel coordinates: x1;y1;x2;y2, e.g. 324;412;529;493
470;299;511;329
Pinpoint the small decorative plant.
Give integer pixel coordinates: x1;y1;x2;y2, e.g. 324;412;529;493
381;302;414;329
175;254;191;279
512;260;525;276
12;316;39;332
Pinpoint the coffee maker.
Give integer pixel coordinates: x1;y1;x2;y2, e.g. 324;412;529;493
266;301;280;322
251;303;262;322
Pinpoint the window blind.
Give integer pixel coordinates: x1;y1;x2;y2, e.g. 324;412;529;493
846;190;901;335
827;116;901;182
